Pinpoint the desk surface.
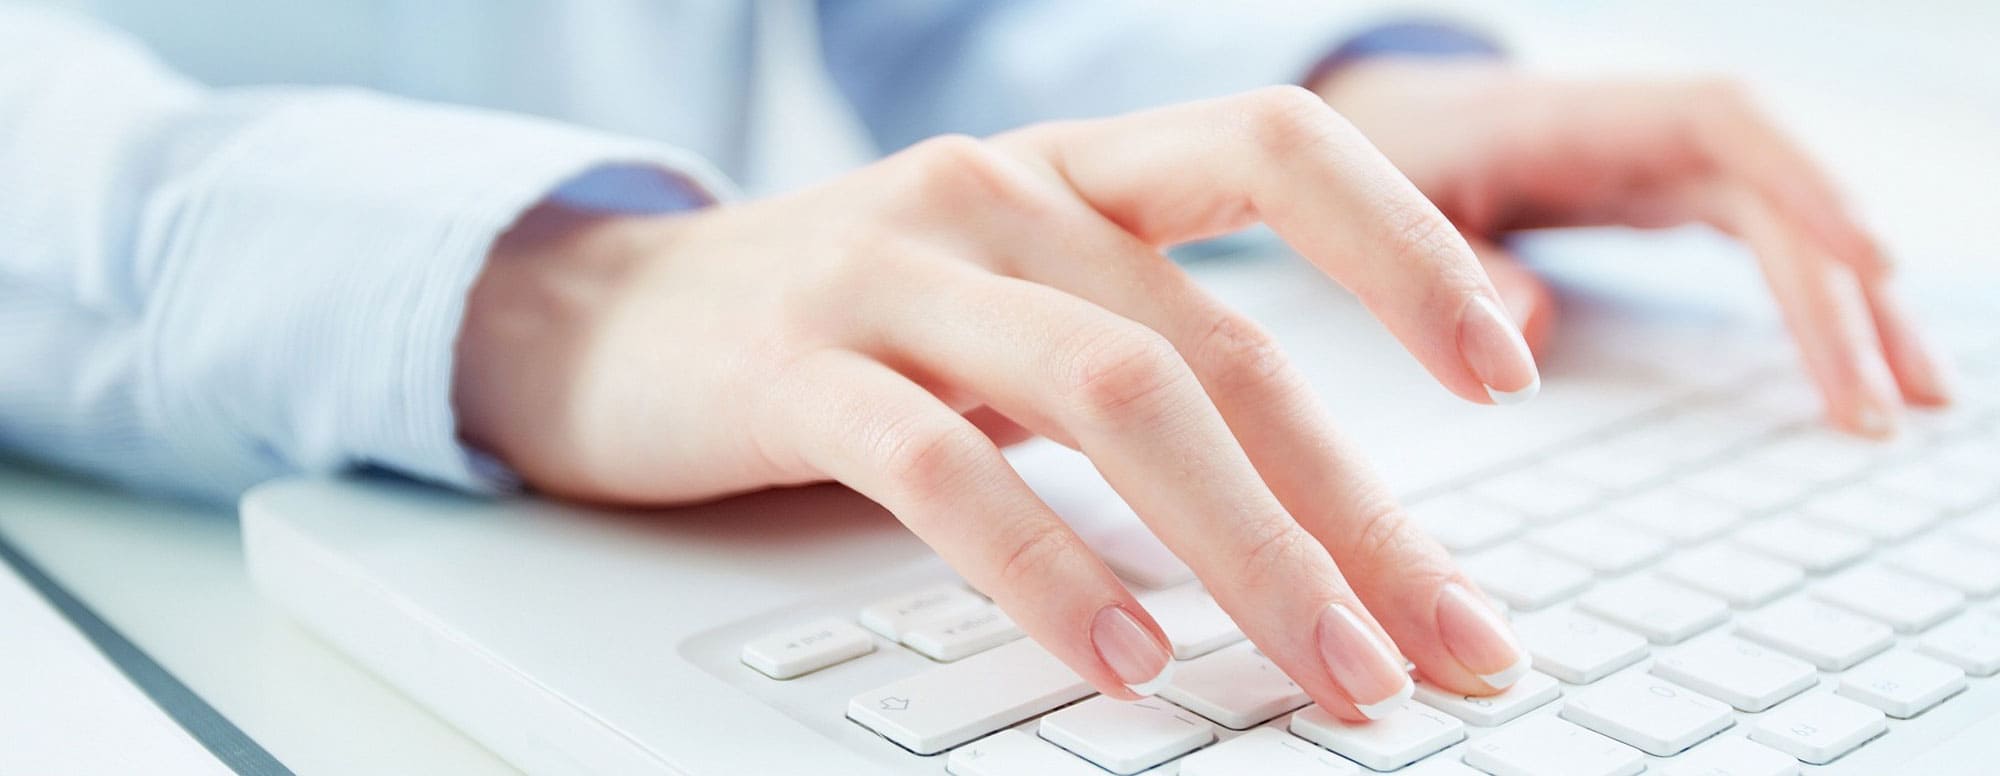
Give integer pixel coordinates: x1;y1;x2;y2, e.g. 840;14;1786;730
2;4;1995;774
0;464;518;775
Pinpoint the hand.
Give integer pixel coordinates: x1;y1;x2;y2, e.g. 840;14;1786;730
454;87;1538;720
1316;61;1954;437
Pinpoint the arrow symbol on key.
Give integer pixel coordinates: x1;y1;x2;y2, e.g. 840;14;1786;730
879;697;910;711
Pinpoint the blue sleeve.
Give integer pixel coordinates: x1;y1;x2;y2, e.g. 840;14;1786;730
0;7;735;504
816;2;1504;153
815;0;1379;152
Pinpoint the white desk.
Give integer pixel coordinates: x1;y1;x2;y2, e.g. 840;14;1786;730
1;4;1993;774
0;464;519;775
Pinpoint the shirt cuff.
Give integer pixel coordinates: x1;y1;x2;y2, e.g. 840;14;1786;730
147;90;733;497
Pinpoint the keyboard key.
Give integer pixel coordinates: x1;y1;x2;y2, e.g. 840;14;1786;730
1529;519;1669;575
1412;670;1559;726
1680;466;1807;514
1618;417;1737;468
1038;696;1213;774
1460;545;1592;610
1733;517;1869;572
1471;468;1602;524
1919;612;2000;676
1746;429;1896;483
1698;389;1818;436
1577;576;1729;644
1905;405;1993;441
847;637;1091;754
1515;611;1648;684
1407;493;1525;552
1876;459;1996;513
1737;598;1893;670
1650;636;1816;712
1886;537;2000;596
1160;641;1307;729
1747;693;1885;765
1798;484;1944;540
1933;437;2000;478
1836;650;1967;718
1604;489;1743;545
1561;672;1735;756
1543;442;1667;493
1404;757;1487;776
1658;544;1803;608
1288;702;1465;771
948;729;1101;776
1955;504;2000;550
1178;727;1359;776
1137;583;1243;659
1462;715;1644;776
1086;523;1194;590
1658;736;1799;776
902;604;1023;662
739;617;875;680
1811;566;1964;633
859;584;986;640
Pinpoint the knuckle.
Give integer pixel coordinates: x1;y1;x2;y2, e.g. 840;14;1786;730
993;520;1074;587
1234;519;1318;591
874;419;986;505
1677;76;1766;168
1190;311;1294;397
906;133;991;169
1339;499;1444;583
1240;84;1344;155
1380;199;1471;279
1063;327;1189;425
1689;75;1753;111
901;133;1037;206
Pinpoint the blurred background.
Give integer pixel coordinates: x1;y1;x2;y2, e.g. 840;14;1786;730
34;0;1999;281
24;0;1992;482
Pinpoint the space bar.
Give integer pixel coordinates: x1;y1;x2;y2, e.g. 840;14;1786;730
847;637;1093;755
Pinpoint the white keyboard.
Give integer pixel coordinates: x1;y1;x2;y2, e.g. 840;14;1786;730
710;340;2000;774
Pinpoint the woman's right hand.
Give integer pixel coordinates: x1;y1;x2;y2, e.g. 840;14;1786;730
453;87;1539;720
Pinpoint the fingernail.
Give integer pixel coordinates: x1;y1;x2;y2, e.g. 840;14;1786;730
1870;278;1957;407
1317;603;1414;719
1091;605;1174;696
1458;295;1541;405
1853;400;1897;439
1435;583;1530;689
1897;326;1959;407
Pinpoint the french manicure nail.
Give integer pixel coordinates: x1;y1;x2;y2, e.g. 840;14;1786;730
1870;278;1957;406
1317;603;1414;720
1853;401;1897;439
1897;323;1958;407
1435;583;1530;689
1458;295;1540;405
1091;605;1174;696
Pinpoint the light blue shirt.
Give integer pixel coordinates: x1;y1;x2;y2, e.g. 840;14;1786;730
0;1;1418;503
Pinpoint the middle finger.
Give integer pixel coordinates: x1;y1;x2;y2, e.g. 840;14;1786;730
857;265;1417;720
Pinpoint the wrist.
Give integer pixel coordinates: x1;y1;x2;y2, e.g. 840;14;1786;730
452;204;665;482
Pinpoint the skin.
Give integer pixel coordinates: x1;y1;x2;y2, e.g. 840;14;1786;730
1322;61;1953;428
453;64;1950;720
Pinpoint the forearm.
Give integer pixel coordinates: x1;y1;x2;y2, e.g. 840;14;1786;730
0;6;730;502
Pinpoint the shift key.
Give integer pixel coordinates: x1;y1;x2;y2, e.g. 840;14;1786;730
847;637;1091;754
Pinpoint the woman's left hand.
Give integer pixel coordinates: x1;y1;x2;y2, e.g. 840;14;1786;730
1316;61;1953;437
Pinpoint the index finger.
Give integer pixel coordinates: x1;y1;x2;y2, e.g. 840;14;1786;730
998;86;1539;406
